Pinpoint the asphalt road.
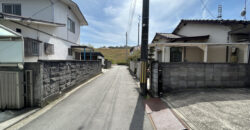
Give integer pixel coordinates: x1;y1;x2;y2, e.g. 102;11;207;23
20;66;153;130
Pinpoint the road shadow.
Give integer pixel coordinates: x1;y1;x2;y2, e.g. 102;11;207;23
129;88;146;130
0;108;36;123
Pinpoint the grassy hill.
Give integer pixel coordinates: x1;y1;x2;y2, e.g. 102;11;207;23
95;48;130;64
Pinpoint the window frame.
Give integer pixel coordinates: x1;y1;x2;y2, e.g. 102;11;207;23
67;18;75;33
2;3;21;16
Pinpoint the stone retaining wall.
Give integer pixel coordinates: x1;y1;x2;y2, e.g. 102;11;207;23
25;60;102;107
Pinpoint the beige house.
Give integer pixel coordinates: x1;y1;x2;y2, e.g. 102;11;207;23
150;19;250;63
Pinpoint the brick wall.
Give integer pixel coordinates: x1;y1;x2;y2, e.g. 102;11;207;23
151;63;250;94
25;60;102;107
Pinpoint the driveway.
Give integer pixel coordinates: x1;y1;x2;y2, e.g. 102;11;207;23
17;66;153;130
163;88;250;130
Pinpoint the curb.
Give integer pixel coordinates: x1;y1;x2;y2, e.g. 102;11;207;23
161;98;191;130
0;109;39;130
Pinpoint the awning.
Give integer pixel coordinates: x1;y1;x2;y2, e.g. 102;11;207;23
71;45;94;52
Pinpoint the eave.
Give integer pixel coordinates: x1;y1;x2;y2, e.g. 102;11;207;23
0;13;65;27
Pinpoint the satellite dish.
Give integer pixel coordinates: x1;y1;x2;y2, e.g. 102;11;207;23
241;9;246;17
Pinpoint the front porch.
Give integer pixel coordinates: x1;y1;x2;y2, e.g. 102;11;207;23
151;43;250;64
71;45;94;61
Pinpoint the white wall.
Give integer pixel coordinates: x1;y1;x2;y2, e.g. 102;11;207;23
176;23;231;43
0;40;24;63
0;0;81;44
0;0;82;62
1;20;74;62
53;1;81;44
0;0;53;22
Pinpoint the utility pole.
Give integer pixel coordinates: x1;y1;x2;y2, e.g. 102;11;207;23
138;15;141;47
140;0;149;96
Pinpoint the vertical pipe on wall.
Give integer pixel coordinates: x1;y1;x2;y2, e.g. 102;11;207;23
90;49;92;60
226;46;229;63
204;45;208;63
248;45;250;64
84;48;86;61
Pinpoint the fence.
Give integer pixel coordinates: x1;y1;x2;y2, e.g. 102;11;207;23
151;62;250;96
0;71;24;110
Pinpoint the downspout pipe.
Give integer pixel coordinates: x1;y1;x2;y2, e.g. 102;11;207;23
90;49;92;60
84;48;86;61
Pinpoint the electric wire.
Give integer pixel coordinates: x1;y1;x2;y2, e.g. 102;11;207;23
199;0;216;18
126;0;138;45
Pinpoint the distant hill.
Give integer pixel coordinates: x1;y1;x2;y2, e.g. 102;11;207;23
95;48;130;64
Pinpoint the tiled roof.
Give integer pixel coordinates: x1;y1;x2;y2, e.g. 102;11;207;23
173;19;250;33
157;33;182;39
181;19;250;24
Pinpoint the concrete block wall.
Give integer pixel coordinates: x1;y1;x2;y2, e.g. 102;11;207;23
129;61;141;79
104;60;112;69
158;63;250;92
150;62;159;97
25;60;102;107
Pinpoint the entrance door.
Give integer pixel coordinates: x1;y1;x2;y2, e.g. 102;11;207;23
170;47;182;62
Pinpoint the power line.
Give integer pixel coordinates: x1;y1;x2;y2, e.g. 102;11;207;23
199;0;216;18
127;0;137;32
127;0;138;43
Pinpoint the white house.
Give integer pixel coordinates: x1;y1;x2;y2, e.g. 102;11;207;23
151;19;250;64
0;0;88;62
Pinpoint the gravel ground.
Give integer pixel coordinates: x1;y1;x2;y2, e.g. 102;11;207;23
164;88;250;130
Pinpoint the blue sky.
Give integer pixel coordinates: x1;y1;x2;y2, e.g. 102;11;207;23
74;0;250;48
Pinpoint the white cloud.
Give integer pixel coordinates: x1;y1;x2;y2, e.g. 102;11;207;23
80;0;201;47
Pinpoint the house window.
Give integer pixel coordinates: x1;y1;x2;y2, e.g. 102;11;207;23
170;47;183;62
44;43;54;55
16;28;22;33
67;18;75;33
24;38;41;56
2;3;21;16
68;48;72;56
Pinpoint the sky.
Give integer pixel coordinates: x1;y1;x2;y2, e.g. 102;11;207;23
74;0;250;48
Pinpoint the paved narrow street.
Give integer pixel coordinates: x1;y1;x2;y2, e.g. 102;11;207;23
20;66;153;130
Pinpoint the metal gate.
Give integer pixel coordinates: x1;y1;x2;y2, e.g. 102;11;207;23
0;71;24;110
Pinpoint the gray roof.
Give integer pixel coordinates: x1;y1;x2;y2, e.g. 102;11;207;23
173;19;250;34
152;32;209;43
157;33;182;39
